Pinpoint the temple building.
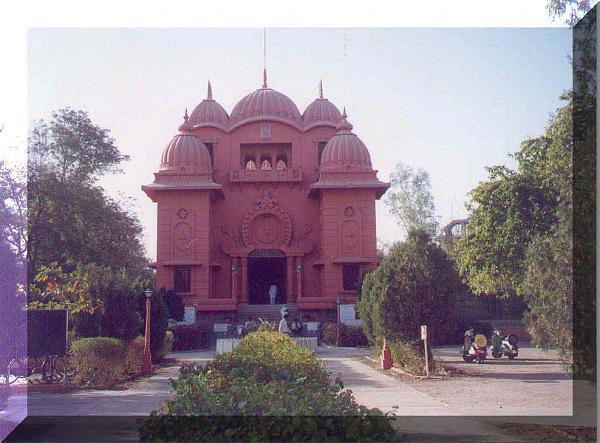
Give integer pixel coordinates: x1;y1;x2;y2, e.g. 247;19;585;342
142;72;389;324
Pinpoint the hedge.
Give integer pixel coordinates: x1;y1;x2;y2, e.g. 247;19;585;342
124;335;145;377
141;332;396;441
155;331;174;360
171;325;212;351
71;337;127;387
321;322;369;347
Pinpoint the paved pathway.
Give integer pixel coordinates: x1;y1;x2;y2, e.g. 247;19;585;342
318;347;451;415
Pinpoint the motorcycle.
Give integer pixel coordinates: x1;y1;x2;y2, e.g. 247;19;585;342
462;327;488;364
490;330;519;360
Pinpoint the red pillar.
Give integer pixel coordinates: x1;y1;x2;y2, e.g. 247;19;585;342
142;290;153;375
296;257;302;301
241;257;248;303
286;256;294;303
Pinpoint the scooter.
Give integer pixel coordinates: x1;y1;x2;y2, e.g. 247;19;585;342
490;329;519;360
462;327;488;364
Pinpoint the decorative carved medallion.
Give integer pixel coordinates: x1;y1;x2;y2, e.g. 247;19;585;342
344;206;357;218
242;190;292;248
177;208;189;220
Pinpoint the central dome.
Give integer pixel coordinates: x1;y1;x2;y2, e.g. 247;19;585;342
229;70;302;130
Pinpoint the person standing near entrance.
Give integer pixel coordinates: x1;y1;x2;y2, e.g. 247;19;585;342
269;283;278;305
278;312;290;335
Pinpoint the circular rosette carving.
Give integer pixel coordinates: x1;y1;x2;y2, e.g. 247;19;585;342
242;196;292;248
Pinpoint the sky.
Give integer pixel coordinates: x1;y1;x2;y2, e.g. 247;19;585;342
25;27;572;259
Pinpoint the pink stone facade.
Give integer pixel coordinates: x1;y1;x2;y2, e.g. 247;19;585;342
143;75;389;321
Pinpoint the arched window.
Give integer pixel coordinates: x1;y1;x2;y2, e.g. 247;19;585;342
245;156;257;171
260;155;272;170
276;155;287;170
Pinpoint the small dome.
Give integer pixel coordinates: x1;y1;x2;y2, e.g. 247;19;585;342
303;81;342;130
229;70;302;130
320;112;372;172
188;81;229;131
159;132;212;174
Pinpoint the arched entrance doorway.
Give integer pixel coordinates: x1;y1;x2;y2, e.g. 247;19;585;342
248;249;287;304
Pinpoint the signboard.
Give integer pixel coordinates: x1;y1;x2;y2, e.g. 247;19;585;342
27;310;68;358
421;325;428;341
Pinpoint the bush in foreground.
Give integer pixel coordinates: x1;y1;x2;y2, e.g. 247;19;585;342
140;332;396;441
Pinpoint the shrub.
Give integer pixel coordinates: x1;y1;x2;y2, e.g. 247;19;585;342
388;340;436;376
358;229;463;347
162;289;184;321
155;331;174;361
321;323;369;347
101;290;143;340
124;336;145;377
141;332;396;441
71;337;126;387
172;325;212;351
256;320;276;332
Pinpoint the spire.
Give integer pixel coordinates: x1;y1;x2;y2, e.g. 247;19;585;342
318;80;323;99
337;107;353;132
183;108;189;121
262;68;268;88
207;80;213;100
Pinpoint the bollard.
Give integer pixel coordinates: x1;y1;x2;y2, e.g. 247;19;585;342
381;338;392;370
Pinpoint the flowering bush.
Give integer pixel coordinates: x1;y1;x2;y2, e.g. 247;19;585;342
141;332;396;441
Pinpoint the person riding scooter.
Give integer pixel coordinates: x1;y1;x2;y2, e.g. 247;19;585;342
462;327;488;364
490;329;519;360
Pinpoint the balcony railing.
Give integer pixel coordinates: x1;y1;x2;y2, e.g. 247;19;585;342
230;168;302;183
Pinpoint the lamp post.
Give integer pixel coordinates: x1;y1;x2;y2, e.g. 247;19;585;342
142;289;153;375
336;295;341;346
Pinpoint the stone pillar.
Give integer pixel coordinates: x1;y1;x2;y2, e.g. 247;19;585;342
241;257;248;303
296;257;303;301
287;256;294;303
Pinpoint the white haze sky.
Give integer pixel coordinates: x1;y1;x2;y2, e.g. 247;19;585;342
25;27;572;259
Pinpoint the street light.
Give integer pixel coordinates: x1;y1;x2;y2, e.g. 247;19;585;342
142;289;153;375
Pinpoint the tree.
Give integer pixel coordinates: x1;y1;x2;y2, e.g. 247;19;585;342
0;162;26;264
457;166;558;298
27;108;148;279
358;229;462;346
523;201;572;363
547;0;592;26
384;162;438;236
457;95;571;298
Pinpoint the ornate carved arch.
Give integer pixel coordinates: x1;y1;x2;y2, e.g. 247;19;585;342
241;190;292;249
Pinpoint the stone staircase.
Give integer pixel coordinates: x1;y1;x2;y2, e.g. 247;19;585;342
237;303;299;323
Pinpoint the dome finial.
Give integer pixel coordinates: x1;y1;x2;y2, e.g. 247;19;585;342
184;108;189;121
337;107;353;132
318;80;323;99
207;80;213;100
263;68;268;88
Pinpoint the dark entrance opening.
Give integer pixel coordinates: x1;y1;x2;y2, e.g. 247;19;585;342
248;250;286;304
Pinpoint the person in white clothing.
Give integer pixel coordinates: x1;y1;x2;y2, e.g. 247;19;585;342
278;312;290;334
269;284;277;305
